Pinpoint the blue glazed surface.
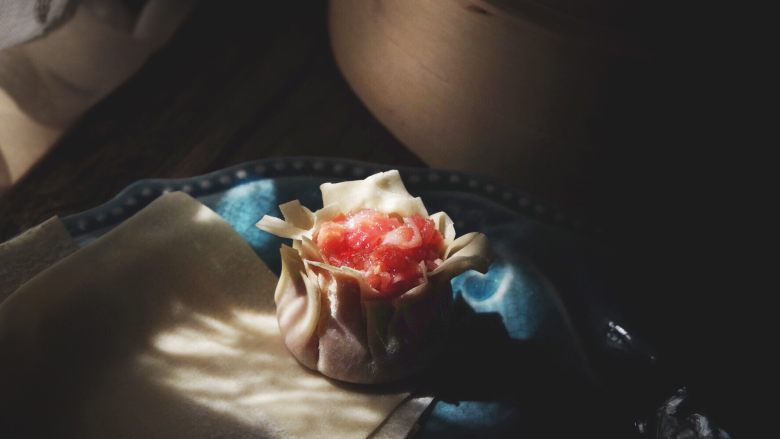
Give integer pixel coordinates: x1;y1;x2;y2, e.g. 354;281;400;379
63;157;630;437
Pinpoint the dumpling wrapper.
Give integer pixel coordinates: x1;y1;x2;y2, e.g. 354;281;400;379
257;170;491;384
0;216;78;302
0;192;415;439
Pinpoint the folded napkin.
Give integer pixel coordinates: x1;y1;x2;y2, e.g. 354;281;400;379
1;0;194;126
0;0;193;190
0;0;74;50
0;193;424;438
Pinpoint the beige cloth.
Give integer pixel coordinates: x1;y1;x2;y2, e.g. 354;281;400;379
0;0;74;50
0;0;195;127
0;0;194;191
0;215;78;302
0;193;427;438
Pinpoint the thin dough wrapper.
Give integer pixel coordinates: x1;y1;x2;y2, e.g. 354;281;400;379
274;245;320;369
321;170;428;218
257;171;491;383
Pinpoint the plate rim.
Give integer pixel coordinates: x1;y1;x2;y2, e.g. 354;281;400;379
61;156;594;238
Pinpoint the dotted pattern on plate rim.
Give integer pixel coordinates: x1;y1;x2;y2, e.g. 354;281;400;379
68;158;585;236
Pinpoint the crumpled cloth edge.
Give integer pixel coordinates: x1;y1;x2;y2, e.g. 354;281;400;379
0;215;77;303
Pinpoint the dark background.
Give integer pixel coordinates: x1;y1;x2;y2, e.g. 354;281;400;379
0;1;751;436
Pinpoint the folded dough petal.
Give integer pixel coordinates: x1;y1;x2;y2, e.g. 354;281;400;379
320;170;428;217
293;236;325;263
275;245;320;369
429;211;456;248
433;232;492;280
279;200;315;230
256;215;307;240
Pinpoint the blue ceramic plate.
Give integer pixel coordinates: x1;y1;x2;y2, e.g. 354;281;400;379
62;157;644;437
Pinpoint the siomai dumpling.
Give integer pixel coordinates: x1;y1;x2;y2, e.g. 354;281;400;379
256;170;491;384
